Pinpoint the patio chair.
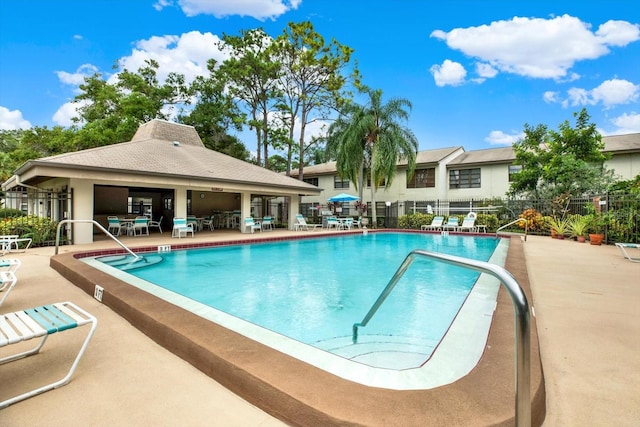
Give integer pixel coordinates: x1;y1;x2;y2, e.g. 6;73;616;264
201;216;214;231
244;217;262;234
132;216;150;236
421;216;444;231
0;301;97;409
107;216;122;236
614;243;640;263
0;271;18;309
325;217;340;230
261;216;274;231
187;215;199;231
457;215;477;232
172;217;194;238
343;217;354;230
441;216;460;231
148;215;163;234
294;214;322;231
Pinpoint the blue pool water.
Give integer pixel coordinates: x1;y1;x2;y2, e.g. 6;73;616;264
92;232;501;379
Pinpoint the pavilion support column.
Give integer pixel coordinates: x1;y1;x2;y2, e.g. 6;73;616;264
69;178;94;244
288;196;300;230
240;193;252;233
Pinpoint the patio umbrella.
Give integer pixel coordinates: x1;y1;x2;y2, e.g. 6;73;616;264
328;193;360;202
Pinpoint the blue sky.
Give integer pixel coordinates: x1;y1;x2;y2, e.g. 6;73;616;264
1;0;639;155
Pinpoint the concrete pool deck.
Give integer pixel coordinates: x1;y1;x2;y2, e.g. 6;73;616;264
1;231;638;426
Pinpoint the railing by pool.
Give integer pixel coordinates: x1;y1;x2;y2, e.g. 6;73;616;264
352;249;531;427
55;219;139;260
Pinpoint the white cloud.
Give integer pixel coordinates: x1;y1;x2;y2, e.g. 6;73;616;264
56;64;99;87
485;130;525;146
565;78;639;108
0;106;32;130
429;60;466;87
609;112;640;134
155;0;300;21
475;63;498;79
431;15;640;80
52;100;88;127
595;20;640;47
543;91;560;104
117;31;226;84
590;79;640;108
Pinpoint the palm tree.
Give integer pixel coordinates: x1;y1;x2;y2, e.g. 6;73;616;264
326;86;418;227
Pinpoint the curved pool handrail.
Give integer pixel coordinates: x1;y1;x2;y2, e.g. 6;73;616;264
496;218;528;241
55;219;140;260
352;249;531;427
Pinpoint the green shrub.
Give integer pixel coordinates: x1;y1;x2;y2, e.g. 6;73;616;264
0;215;59;245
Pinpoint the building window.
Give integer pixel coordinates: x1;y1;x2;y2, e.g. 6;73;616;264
334;176;350;189
365;170;385;187
407;168;435;188
303;177;319;186
508;165;522;182
449;168;481;189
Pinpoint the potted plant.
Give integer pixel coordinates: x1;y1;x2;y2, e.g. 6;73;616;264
354;200;369;226
568;215;590;243
548;216;570;239
587;213;607;245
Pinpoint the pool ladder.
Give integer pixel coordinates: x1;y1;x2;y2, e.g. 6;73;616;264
352;249;531;427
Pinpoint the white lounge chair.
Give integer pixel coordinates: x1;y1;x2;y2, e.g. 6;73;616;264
0;258;21;274
0;301;97;409
457;215;477;232
1;235;33;255
0;271;18;308
615;242;640;263
172;217;194;238
441;217;460;231
421;216;444;231
294;214;322;231
244;217;262;233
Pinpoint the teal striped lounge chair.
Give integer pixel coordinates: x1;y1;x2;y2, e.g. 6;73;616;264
0;301;97;409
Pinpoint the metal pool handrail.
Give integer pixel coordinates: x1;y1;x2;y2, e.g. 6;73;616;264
55;219;140;260
497;218;528;241
352;249;531;427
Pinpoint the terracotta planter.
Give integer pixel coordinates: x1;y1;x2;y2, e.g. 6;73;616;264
577;236;586;243
589;233;604;245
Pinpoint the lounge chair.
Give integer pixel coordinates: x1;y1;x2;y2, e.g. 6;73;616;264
457;215;477;232
261;216;274;231
172;217;194;238
132;216;150;236
441;217;460;231
244;217;262;233
0;258;21;274
421;216;444;231
615;243;640;263
0;271;18;308
1;235;33;255
148;215;163;234
0;301;97;409
294;214;322;231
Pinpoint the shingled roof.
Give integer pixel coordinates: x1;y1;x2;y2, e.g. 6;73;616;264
14;119;320;194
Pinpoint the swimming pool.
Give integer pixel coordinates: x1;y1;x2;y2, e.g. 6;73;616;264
84;232;508;390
